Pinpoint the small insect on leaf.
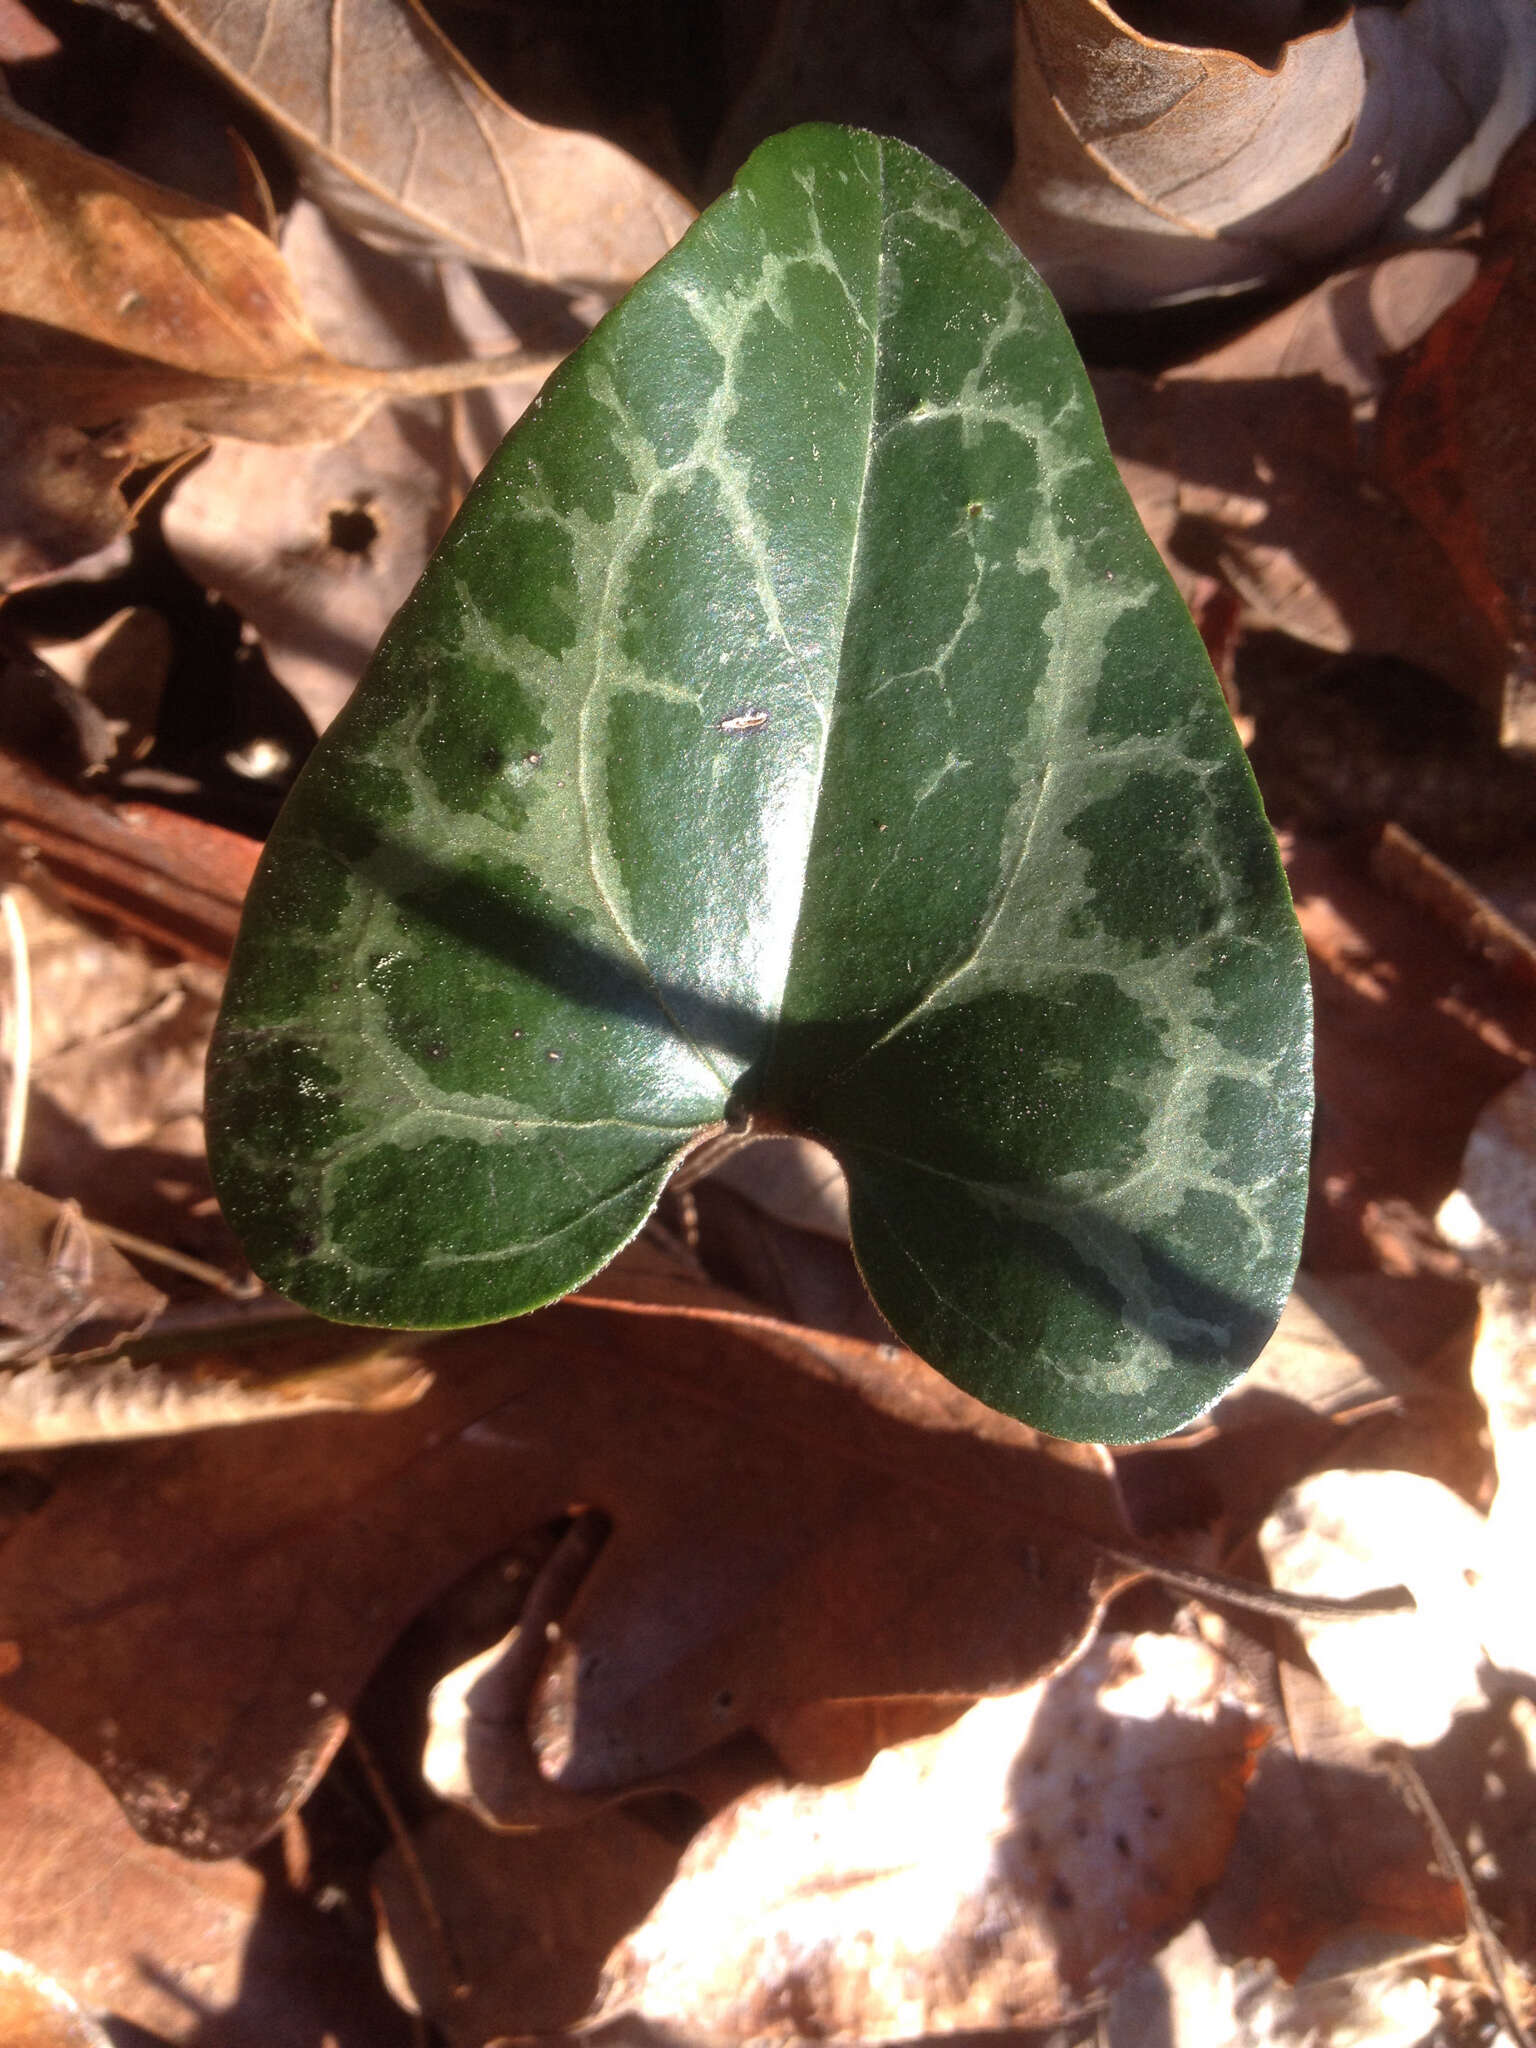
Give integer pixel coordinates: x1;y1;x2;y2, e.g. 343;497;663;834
718;707;770;734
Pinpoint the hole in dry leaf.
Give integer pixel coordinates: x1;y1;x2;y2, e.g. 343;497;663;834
326;503;379;557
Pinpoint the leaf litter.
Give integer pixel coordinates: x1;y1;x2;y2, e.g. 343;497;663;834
2;1;1536;2041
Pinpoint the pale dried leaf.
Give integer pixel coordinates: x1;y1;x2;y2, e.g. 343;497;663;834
161;203;557;731
0;1952;111;2048
997;0;1536;311
595;1633;1262;2040
1258;1469;1491;1745
1109;1923;1450;2048
1438;1069;1536;1679
708;1134;851;1240
0;1342;429;1447
153;0;694;285
0;1182;165;1363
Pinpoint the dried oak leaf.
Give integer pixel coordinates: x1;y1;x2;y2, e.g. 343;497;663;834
0;1297;1130;1858
0;1700;408;2046
592;1633;1264;2041
0;100;550;454
152;0;694;285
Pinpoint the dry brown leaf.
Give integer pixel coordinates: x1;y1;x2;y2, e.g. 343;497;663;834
0;1298;1131;1859
1286;834;1536;1275
1203;1643;1466;1978
1091;249;1513;723
1378;124;1536;750
592;1633;1263;2040
996;0;1536;312
0;412;138;593
0;99;552;458
160;202;558;732
0;1700;409;2046
153;0;694;286
374;1798;684;2044
1106;1918;1450;2048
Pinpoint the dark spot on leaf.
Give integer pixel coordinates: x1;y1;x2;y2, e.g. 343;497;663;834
715;1689;734;1711
1049;1879;1075;1911
292;1233;317;1256
327;503;377;556
1144;1802;1163;1822
967;501;983;517
1114;1832;1132;1859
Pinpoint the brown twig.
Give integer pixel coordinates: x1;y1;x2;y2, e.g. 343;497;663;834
1381;1741;1536;2048
1093;1540;1416;1623
0;886;31;1177
348;1723;469;2008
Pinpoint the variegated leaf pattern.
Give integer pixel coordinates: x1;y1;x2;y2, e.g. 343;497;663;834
208;127;1311;1442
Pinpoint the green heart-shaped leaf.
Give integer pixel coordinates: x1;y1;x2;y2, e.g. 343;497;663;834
208;126;1311;1443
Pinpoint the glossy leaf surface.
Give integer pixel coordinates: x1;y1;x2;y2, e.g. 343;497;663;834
208;126;1311;1442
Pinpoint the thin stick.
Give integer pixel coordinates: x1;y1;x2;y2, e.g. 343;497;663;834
1094;1540;1416;1623
0;888;31;1177
348;1724;469;2006
1381;1742;1536;2048
88;1218;260;1299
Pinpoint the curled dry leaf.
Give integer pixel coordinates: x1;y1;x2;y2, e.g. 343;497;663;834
0;1298;1129;1858
0;1180;165;1364
153;0;694;285
997;0;1536;312
593;1634;1263;2041
0;100;555;490
0;1325;430;1449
